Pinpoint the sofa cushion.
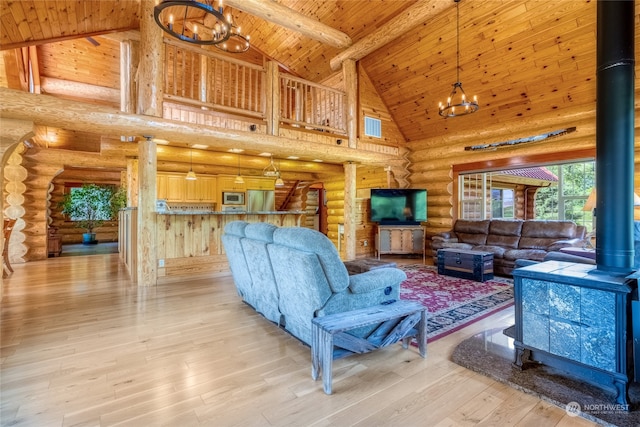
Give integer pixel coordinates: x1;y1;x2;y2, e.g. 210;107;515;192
504;248;548;262
453;220;490;245
485;220;523;249
519;220;578;250
272;227;349;293
472;245;507;258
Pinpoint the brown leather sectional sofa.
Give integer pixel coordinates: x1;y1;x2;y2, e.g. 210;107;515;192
431;219;586;276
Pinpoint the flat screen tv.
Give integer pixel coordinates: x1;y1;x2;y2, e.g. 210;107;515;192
370;188;427;225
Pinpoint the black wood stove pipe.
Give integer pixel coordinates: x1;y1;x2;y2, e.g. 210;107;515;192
595;0;635;274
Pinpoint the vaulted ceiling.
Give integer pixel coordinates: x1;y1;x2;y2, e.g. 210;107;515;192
0;0;635;148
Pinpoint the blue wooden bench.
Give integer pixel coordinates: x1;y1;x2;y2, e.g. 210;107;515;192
311;300;427;394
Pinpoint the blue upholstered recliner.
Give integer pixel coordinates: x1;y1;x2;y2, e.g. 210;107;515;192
222;221;407;345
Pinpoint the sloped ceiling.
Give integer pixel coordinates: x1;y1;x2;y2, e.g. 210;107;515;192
1;0;636;146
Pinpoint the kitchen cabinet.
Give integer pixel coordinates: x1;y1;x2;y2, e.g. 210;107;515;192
244;177;275;190
157;173;216;203
218;176;247;192
185;176;217;202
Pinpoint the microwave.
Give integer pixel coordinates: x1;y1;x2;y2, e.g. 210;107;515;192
222;191;245;205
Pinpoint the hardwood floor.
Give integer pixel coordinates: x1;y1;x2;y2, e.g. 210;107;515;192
1;255;597;427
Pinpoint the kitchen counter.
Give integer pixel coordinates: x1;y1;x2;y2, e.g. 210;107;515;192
120;209;306;279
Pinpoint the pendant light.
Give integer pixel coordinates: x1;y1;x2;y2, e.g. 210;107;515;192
234;153;244;184
438;0;479;118
186;146;197;180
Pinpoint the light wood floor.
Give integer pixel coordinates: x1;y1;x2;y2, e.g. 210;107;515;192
1;254;598;427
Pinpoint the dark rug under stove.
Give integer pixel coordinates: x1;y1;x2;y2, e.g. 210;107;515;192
452;326;639;427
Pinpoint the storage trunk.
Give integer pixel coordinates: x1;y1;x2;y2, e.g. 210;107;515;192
437;248;494;282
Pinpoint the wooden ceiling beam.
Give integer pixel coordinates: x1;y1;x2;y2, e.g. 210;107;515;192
224;0;352;49
0;88;398;165
0;27;139;51
329;0;454;71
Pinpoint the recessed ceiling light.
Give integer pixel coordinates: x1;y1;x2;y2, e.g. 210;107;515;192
312;159;324;162
258;152;272;157
192;144;208;149
154;139;169;145
286;156;299;160
228;148;244;153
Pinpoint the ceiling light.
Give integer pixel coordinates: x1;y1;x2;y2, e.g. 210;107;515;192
438;0;479;118
192;144;208;149
263;156;281;177
186;147;197;180
286;156;299;160
258;152;272;157
214;12;250;53
234;153;244;184
228;148;244;153
275;176;285;187
154;0;235;46
312;159;323;163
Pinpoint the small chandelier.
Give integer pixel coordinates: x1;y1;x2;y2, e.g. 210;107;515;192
438;0;479;118
154;0;249;49
263;156;285;187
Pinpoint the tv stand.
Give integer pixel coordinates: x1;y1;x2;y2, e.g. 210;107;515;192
375;224;425;263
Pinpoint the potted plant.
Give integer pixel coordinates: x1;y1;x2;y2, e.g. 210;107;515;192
59;183;126;244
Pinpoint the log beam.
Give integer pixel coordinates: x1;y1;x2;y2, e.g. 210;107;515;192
330;1;453;71
0;88;399;165
41;77;120;105
225;0;352;49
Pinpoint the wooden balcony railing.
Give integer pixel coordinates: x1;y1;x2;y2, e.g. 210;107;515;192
164;40;265;118
279;75;346;134
163;40;346;133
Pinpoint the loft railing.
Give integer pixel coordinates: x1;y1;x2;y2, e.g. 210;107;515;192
279;75;346;134
163;40;346;133
164;40;265;118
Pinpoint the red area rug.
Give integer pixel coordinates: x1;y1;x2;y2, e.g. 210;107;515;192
399;264;514;342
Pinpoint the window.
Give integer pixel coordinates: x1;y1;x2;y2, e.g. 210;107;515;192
364;116;382;138
458;160;594;229
491;188;514;218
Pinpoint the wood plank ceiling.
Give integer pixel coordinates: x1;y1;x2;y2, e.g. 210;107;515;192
1;0;636;148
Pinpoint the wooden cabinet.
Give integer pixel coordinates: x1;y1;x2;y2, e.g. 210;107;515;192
157;173;216;203
185;176;217;202
244;177;275;190
217;176;246;192
375;225;425;262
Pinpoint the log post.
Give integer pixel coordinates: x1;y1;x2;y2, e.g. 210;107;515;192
265;61;280;136
342;59;357;149
343;161;357;260
126;157;139;207
136;0;162;286
137;138;157;286
120;39;139;113
137;0;164;116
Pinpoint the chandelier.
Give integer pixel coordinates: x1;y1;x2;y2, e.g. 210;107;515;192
438;0;479;118
263;156;285;187
215;12;250;53
154;0;250;51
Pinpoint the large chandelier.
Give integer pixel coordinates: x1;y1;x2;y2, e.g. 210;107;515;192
438;0;479;118
154;0;250;51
